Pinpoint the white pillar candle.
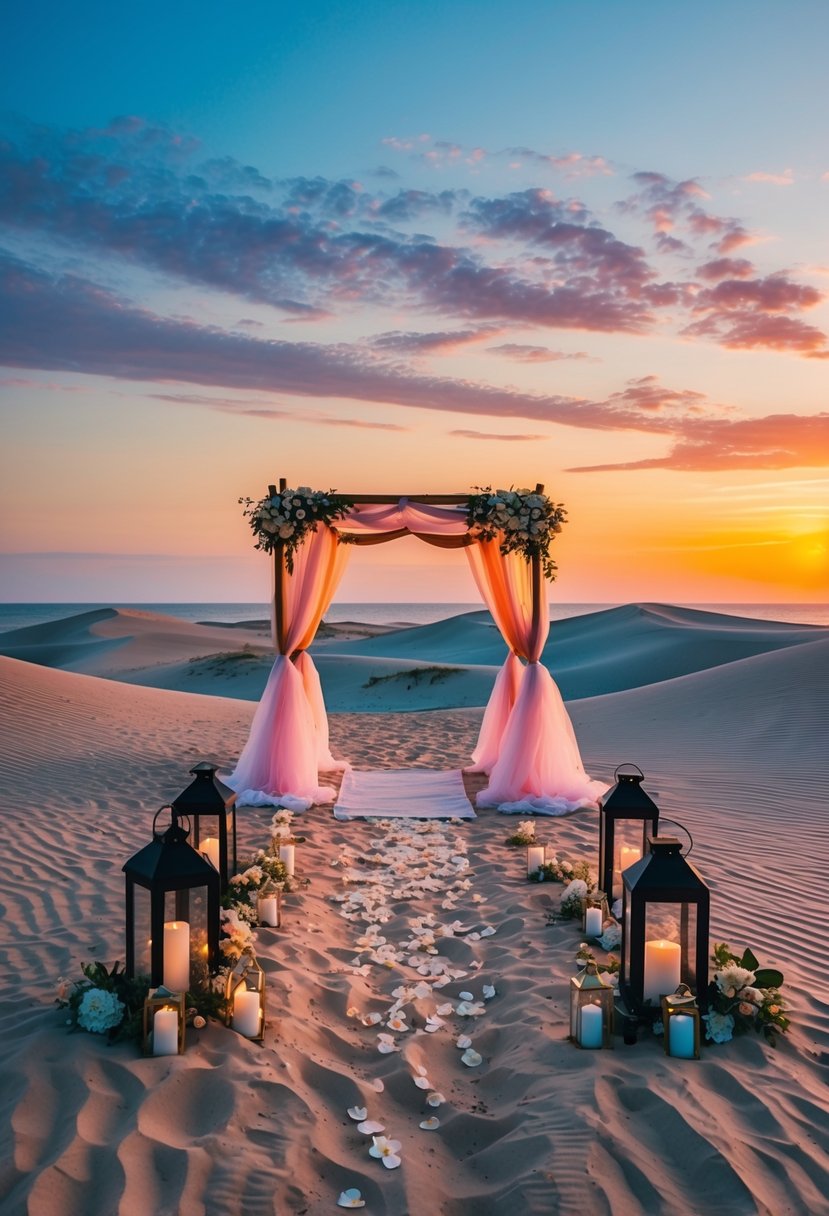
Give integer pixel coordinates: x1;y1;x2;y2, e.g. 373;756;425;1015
153;1007;180;1056
619;844;642;871
201;836;221;872
643;939;682;1002
668;1014;696;1059
584;906;603;938
258;893;280;927
232;987;262;1037
578;1002;604;1049
163;920;190;992
279;843;295;877
527;844;545;876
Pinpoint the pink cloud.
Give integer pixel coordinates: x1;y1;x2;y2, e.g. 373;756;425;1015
449;429;546;441
487;343;589;363
569;413;829;472
744;170;794;186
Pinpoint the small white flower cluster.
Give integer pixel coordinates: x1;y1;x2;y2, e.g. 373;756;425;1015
220;906;258;962
76;987;125;1034
240;487;351;571
467;486;567;579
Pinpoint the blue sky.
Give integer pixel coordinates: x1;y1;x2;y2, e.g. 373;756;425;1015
1;1;826;602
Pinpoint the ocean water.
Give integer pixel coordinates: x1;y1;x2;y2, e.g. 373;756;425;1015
0;600;827;634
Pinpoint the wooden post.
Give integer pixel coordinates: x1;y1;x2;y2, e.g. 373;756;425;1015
530;483;545;646
271;478;288;653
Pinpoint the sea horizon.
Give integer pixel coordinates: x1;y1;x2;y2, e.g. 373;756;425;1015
0;599;826;633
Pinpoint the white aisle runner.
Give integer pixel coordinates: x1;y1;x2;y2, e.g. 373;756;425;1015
333;768;476;820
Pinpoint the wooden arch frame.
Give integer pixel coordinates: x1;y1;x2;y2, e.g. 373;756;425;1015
266;477;547;651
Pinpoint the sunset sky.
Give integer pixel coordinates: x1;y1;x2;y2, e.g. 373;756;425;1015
1;0;827;604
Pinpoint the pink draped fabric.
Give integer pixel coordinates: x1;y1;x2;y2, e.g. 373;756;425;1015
339;500;470;538
465;540;603;811
228;497;603;813
227;526;348;807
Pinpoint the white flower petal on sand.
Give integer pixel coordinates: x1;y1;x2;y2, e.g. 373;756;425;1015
459;991;474;1001
413;1076;432;1090
461;1048;483;1067
414;1064;429;1076
369;1135;402;1169
419;1117;440;1131
482;985;496;1000
337;1189;366;1208
347;1106;368;1121
456;1034;472;1049
426;1092;445;1107
480;926;496;937
413;981;432;999
371;1078;385;1092
424;1016;444;1033
362;1012;382;1026
357;1120;385;1135
436;1002;454;1016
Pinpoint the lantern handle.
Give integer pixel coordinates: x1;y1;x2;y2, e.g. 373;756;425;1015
658;817;694;857
152;805;191;839
613;762;644;781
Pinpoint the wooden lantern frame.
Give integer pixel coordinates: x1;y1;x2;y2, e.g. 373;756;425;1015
661;985;702;1059
569;962;615;1049
225;952;266;1043
142;987;186;1056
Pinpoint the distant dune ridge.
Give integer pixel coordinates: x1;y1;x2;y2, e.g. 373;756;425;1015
0;605;827;1214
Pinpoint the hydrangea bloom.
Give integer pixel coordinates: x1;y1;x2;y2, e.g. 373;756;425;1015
77;987;125;1034
714;963;756;998
703;1011;735;1043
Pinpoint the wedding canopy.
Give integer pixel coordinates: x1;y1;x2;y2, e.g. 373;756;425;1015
228;482;605;813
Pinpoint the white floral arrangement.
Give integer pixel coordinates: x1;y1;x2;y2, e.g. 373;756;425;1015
704;943;788;1046
270;808;306;845
505;819;536;846
239;486;352;573
466;486;567;580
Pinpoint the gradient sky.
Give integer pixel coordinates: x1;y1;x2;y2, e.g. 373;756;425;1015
1;0;827;604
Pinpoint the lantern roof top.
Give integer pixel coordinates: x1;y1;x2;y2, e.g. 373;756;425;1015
172;761;236;814
624;835;708;894
600;764;659;817
123;812;220;890
571;961;614;992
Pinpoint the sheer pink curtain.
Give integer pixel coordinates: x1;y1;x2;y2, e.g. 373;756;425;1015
466;540;605;812
227;526;349;807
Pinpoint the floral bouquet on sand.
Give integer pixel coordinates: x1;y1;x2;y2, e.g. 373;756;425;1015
239;487;352;572
532;855;592;888
506;819;537;847
704;942;789;1046
56;961;219;1042
270;808;306;847
466;486;567;581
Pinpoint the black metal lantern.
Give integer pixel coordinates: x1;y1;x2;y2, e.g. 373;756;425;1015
123;806;221;992
172;761;237;892
620;836;710;1018
598;763;660;905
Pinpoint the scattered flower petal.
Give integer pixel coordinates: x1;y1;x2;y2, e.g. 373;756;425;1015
419;1117;440;1130
357;1120;385;1135
459;991;474;1001
480;926;496;937
347;1106;367;1122
436;1002;453;1016
337;1189;366;1208
362;1012;382;1026
461;1048;483;1067
413;1076;432;1090
482;985;496;1000
456;1034;472;1049
371;1078;385;1092
426;1092;445;1107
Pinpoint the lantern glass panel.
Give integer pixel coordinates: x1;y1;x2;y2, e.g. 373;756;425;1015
132;886;152;977
643;901;699;995
186;887;213;991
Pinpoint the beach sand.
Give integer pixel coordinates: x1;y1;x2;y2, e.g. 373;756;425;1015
0;606;827;1215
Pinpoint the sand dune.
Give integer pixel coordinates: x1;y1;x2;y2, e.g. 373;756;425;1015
1;605;827;1214
1;603;823;712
